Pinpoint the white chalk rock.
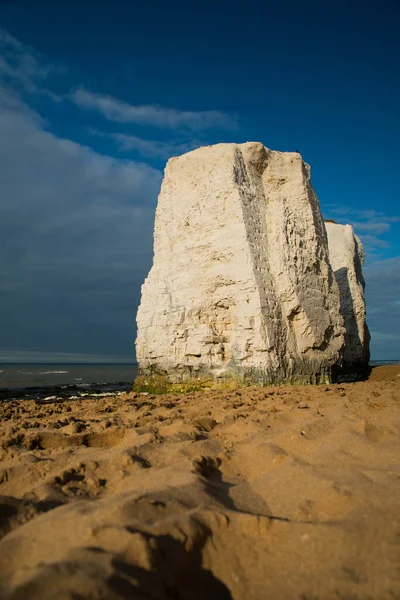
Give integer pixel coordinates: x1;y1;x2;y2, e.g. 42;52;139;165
325;222;370;374
136;143;344;387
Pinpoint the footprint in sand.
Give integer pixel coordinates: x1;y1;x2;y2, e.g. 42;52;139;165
192;455;222;477
120;453;151;469
52;461;107;498
364;420;393;443
30;429;125;450
192;417;218;433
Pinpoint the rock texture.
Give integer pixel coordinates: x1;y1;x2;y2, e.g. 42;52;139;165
136;143;345;388
325;222;370;377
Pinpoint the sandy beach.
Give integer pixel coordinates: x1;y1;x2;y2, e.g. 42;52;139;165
0;365;399;599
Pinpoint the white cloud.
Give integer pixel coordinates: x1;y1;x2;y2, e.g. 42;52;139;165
71;87;236;131
0;85;162;356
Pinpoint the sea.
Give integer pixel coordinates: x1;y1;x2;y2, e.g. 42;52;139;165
370;360;400;366
0;361;398;402
0;363;138;401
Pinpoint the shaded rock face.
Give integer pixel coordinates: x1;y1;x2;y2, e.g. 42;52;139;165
136;143;345;388
325;222;370;378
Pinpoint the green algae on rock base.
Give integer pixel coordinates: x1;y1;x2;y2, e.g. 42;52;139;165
133;361;339;394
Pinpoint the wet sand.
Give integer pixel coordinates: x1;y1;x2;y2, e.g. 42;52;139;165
0;365;399;599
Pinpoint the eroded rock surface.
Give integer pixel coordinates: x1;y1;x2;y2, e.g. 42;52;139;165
325;222;370;377
136;143;345;388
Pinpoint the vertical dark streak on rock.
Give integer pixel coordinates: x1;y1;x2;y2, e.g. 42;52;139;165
233;147;287;368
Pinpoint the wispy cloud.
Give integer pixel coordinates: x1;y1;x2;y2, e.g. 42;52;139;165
358;234;390;250
324;206;400;230
1;27;234;137
89;129;200;159
350;221;391;235
0;28;54;95
0;28;230;161
326;207;400;221
71;87;236;131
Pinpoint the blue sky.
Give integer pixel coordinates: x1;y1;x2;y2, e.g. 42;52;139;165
0;0;399;362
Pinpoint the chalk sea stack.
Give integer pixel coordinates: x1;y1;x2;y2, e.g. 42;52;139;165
325;222;370;378
135;142;368;391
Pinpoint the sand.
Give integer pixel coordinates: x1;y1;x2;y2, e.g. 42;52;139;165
0;366;399;599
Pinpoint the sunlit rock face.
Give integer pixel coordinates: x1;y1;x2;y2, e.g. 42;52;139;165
136;143;345;389
325;222;370;378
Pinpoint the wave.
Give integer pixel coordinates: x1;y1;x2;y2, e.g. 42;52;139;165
39;370;69;375
0;380;132;401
